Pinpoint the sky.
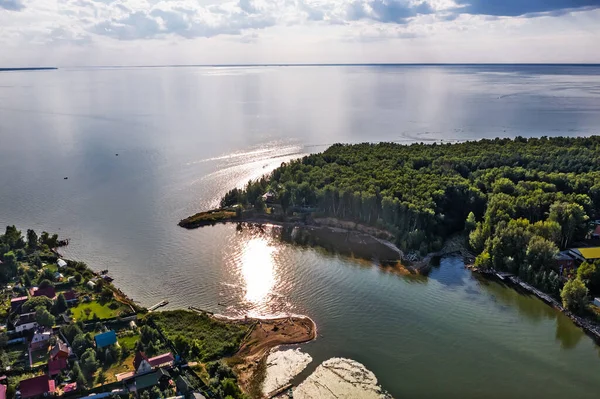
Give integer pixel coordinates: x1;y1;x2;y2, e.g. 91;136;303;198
1;0;599;66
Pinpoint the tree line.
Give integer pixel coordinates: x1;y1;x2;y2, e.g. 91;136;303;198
222;136;600;252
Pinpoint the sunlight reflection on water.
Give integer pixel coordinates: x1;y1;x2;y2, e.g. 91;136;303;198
239;237;279;305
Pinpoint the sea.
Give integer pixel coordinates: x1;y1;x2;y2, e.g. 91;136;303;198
1;64;600;398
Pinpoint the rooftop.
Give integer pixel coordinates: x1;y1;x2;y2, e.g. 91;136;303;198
135;368;170;391
15;312;36;326
10;296;28;303
134;351;148;370
576;247;600;260
48;357;68;376
50;341;70;359
94;330;117;348
62;290;77;301
19;375;55;399
148;352;174;367
30;286;56;299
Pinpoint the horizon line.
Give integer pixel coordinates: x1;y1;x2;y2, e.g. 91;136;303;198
4;63;600;71
68;62;600;68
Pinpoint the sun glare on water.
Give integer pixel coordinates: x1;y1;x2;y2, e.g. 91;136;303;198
240;237;278;305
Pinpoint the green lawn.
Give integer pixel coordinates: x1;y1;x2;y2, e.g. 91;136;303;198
44;263;58;273
71;300;129;321
146;310;249;362
118;334;139;351
6;344;28;368
30;348;49;367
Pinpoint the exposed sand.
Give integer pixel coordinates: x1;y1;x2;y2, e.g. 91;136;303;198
294;358;392;399
229;316;316;397
262;348;313;395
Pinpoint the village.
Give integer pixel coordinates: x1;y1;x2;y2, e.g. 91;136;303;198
551;222;600;305
0;228;213;399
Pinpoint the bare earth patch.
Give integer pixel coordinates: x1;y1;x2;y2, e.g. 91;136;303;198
229;316;316;398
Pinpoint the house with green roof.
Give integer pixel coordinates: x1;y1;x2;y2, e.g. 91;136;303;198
135;368;171;393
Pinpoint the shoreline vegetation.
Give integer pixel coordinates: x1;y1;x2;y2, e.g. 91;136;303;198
180;136;600;343
0;67;57;72
0;226;315;399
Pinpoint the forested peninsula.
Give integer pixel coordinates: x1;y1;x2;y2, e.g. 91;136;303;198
183;136;600;317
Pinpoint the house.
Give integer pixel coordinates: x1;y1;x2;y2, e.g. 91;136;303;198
86;281;96;290
94;330;117;348
0;383;6;399
261;191;276;203
17;375;55;399
175;375;193;396
48;358;68;377
14;312;37;333
593;298;600;307
62;383;76;394
53;273;64;282
29;286;56;299
57;259;67;268
592;225;600;240
134;352;151;374
148;353;175;368
134;352;174;374
556;251;576;275
49;341;70;361
134;368;171;393
10;296;28;313
30;330;52;350
568;247;600;263
62;290;78;305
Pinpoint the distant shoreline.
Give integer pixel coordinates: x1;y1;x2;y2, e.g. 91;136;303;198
0;67;57;72
58;63;600;69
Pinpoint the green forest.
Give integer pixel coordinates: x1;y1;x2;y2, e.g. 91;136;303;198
222;136;600;312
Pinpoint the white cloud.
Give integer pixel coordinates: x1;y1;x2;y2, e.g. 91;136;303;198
0;0;598;64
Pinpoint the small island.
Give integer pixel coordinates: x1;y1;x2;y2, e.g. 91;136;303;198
0;226;315;399
181;136;600;337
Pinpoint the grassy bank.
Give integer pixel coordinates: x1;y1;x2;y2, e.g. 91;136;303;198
144;310;249;362
178;210;238;228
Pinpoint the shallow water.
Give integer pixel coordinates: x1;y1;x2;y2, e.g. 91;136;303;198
263;348;313;395
2;65;600;398
294;357;390;399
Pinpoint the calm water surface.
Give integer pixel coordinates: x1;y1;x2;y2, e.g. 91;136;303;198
1;65;600;398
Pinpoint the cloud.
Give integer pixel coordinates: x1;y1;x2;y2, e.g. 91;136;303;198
347;0;435;23
0;0;24;11
92;11;161;40
1;0;599;66
88;1;277;40
455;0;600;17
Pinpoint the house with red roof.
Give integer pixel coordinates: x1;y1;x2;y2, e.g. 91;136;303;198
61;290;78;305
18;375;55;399
593;224;600;240
29;286;56;299
0;383;6;399
10;296;28;313
49;341;70;361
62;383;76;394
148;353;175;368
48;358;68;377
134;352;174;375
